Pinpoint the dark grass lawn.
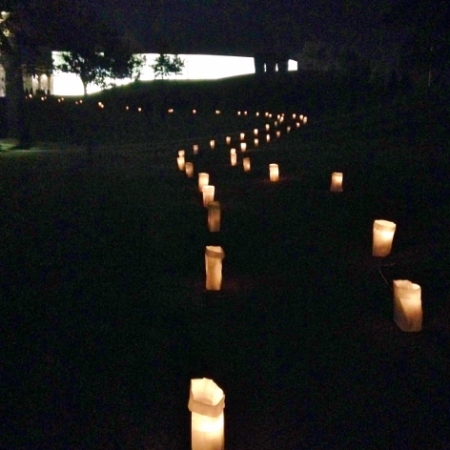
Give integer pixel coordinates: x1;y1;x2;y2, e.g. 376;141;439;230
1;98;450;449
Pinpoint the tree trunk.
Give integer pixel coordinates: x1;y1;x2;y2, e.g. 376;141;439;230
3;36;31;148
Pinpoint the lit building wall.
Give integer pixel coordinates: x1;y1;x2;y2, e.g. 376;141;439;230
51;52;298;96
0;53;298;97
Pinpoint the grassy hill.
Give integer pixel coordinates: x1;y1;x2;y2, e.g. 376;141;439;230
0;76;449;449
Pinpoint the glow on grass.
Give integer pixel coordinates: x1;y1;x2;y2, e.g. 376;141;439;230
51;52;298;96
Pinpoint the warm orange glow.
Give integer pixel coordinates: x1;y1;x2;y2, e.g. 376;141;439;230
372;220;396;257
243;157;251;172
202;185;215;207
330;172;343;192
265;124;270;131
266;134;270;143
286;126;291;133
204;247;225;290
193;144;199;155
207;201;221;232
192;109;197;114
168;108;174;113
276;130;281;138
254;138;259;147
198;172;209;192
177;156;185;171
240;132;245;140
215;110;221;115
185;162;194;178
269;163;279;182
296;122;301;128
188;378;225;449
210;139;215;149
253;128;258;136
225;136;231;145
240;142;247;152
178;150;185;157
230;148;237;166
393;280;422;332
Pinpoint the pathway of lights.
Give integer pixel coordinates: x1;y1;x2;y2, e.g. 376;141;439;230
168;105;426;447
21;94;423;336
21;94;427;446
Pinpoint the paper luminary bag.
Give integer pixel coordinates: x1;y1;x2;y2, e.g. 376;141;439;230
393;280;422;332
202;185;215;208
198;173;209;192
269;164;279;182
185;162;194;178
205;246;225;290
330;172;343;192
188;378;225;450
372;220;396;257
230;148;237;166
207;202;221;232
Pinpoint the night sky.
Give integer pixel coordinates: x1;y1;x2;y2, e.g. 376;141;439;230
92;0;400;62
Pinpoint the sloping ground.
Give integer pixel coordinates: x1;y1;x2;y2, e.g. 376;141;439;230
0;101;449;449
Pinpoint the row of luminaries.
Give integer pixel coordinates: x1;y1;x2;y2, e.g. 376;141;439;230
176;111;422;336
178;117;423;450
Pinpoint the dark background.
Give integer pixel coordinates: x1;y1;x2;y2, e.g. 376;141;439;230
92;0;399;59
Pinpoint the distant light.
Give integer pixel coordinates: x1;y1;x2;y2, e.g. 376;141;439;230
51;51;299;96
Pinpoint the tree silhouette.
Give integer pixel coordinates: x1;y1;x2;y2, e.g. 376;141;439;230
0;0;144;143
151;53;185;79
